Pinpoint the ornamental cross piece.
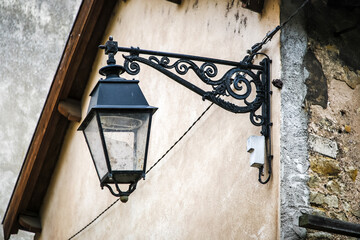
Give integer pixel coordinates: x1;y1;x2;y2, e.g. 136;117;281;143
99;36;118;65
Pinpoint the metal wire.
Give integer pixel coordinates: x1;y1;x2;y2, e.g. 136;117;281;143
247;0;310;56
67;103;213;239
67;2;310;237
280;0;310;28
146;103;214;174
68;198;120;239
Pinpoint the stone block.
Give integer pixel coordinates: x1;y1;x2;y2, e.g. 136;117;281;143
307;231;333;240
326;180;341;193
348;168;358;182
309;134;338;159
308;175;320;188
345;125;351;133
324;195;339;208
352;209;360;218
310;192;325;206
310;156;341;176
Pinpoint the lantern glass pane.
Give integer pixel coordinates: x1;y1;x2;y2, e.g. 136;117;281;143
99;112;150;172
83;114;108;180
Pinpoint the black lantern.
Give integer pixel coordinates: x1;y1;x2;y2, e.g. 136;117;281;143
78;37;157;202
80;30;274;203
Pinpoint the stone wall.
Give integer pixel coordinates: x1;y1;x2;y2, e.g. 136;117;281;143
280;0;360;239
0;1;80;239
304;1;360;239
280;0;311;239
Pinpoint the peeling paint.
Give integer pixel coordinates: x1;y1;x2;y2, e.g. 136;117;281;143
225;0;235;17
193;0;199;9
242;15;247;28
235;11;239;21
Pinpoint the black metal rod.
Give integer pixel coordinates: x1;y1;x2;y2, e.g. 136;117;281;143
258;58;272;184
299;213;360;238
118;46;263;70
166;0;182;4
127;54;207;97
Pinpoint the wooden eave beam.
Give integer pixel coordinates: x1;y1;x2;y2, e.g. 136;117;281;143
18;214;41;233
58;99;82;122
166;0;182;4
26;1;116;214
327;0;360;7
299;214;360;238
2;0;118;239
241;0;265;13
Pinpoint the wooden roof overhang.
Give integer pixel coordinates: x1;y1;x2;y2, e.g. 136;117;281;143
2;0;117;239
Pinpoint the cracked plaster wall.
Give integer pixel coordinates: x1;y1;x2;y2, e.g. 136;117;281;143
0;1;80;239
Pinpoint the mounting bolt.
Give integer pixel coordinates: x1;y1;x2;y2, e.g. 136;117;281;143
272;79;283;89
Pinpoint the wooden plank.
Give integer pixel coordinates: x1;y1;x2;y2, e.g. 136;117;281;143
299;214;360;238
2;0;118;239
240;0;264;13
328;0;360;7
26;115;69;212
28;0;116;213
166;0;182;4
58;99;82;122
58;0;107;100
69;0;118;99
18;214;41;233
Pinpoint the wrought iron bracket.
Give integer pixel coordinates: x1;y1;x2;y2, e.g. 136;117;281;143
99;37;272;184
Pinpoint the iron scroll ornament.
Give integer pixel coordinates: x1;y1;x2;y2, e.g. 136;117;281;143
121;48;270;125
99;37;272;184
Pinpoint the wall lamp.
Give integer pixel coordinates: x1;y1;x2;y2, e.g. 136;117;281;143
78;37;272;203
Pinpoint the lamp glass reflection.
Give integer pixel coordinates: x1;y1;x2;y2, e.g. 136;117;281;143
99;112;150;174
83;115;108;179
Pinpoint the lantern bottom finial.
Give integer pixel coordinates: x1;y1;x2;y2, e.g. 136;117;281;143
101;181;138;202
120;195;129;203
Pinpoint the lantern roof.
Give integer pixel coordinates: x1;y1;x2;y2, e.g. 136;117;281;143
86;64;157;113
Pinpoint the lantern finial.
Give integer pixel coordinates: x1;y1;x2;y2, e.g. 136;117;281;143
99;36;118;65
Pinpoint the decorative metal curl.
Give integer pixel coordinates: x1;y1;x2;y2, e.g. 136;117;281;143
250;110;265;126
148;56;220;85
201;62;218;80
123;53;268;117
123;56;140;75
100;37;272;185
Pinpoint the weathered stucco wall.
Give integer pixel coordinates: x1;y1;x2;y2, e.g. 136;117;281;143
39;0;281;239
0;1;80;240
